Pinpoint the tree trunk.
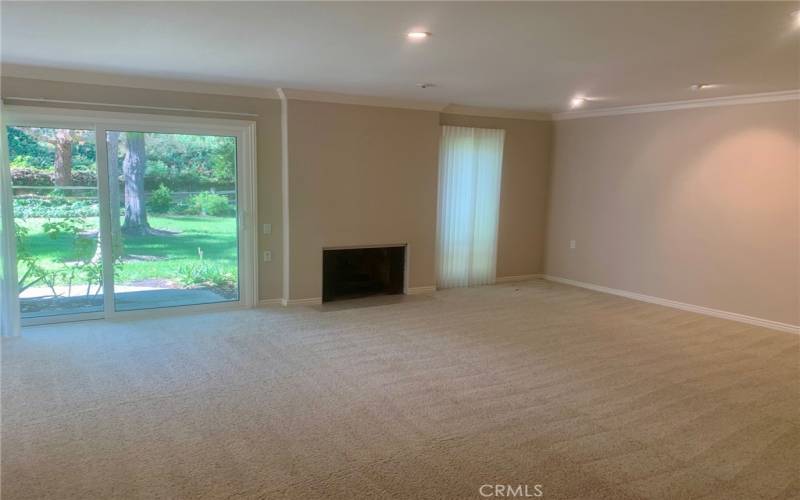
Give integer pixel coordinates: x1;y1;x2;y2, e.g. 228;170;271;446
121;132;150;235
53;129;72;186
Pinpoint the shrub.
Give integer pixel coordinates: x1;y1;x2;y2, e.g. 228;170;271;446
13;196;99;218
177;248;236;289
187;191;234;216
10;167;97;187
10;168;53;186
147;184;173;213
177;262;236;289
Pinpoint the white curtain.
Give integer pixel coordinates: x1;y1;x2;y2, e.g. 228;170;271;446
436;125;505;289
0;117;20;337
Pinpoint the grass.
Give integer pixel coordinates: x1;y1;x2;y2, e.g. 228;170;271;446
16;215;238;287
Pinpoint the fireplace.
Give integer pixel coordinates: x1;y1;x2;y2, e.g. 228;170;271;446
322;245;406;302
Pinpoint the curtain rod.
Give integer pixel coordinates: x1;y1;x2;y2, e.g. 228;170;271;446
2;97;259;118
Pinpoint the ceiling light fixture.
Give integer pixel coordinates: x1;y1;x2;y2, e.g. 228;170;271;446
416;83;435;89
407;31;432;40
691;83;714;91
570;96;588;108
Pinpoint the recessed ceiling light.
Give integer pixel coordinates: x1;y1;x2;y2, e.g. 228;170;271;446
407;31;431;40
570;96;588;108
691;83;714;91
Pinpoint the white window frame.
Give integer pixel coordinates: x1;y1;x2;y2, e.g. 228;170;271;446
2;105;258;326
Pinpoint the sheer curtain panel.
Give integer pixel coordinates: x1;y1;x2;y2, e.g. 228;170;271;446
1;123;20;337
436;125;505;289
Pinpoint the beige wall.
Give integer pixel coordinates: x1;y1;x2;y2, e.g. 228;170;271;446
545;101;800;326
10;75;792;326
285;100;441;299
1;77;554;304
440;113;552;278
283;103;554;300
1;77;285;301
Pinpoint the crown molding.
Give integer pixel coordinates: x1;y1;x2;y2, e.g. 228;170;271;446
1;63;281;100
553;90;800;120
5;64;797;122
1;65;549;120
441;104;550;121
280;88;447;112
276;87;288;102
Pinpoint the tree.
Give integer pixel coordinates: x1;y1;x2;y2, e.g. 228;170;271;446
24;128;88;185
121;132;151;235
52;129;73;186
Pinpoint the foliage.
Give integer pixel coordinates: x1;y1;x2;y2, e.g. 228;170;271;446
13;196;99;218
147;183;173;213
10;167;52;186
16;215;236;288
72;141;96;168
9;128;235;191
186;191;234;217
15;223;50;293
129;132;235;190
11;167;97;187
15;216;109;298
7;127;96;169
43;219;105;297
7;127;53;168
211;139;236;183
177;247;236;289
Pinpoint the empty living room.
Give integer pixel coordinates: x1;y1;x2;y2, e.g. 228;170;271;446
0;1;798;499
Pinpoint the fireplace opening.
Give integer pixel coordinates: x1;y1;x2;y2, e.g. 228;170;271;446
323;246;406;302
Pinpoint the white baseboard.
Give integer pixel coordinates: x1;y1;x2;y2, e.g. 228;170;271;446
258;298;283;306
407;286;436;295
280;297;323;306
496;274;543;283
544;275;799;334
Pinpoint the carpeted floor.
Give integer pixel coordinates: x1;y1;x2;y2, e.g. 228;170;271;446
2;279;798;499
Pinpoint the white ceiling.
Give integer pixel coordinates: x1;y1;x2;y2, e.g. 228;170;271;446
2;1;799;113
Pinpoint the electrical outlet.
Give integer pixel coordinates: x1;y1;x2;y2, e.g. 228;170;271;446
570;240;576;249
263;250;272;262
263;223;272;235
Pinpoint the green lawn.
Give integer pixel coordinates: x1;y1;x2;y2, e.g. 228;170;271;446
16;215;238;287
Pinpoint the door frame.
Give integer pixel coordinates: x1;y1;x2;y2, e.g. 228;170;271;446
2;105;258;326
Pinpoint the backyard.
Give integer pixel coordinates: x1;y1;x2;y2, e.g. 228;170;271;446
8;126;240;316
16;215;237;288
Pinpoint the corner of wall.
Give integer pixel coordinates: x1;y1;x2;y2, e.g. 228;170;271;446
277;88;291;302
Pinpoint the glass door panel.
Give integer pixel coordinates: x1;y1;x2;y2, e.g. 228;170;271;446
7;126;103;319
106;131;239;311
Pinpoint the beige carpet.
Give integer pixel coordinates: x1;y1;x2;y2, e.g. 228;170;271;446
2;279;798;499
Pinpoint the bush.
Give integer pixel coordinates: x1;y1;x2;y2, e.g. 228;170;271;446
10;167;97;187
177;262;236;289
187;191;234;216
147;184;173;213
13;196;99;218
10;167;53;186
177;248;236;289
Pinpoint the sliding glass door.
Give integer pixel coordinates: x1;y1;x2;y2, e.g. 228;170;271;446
2;108;255;325
8;126;105;319
106;131;239;311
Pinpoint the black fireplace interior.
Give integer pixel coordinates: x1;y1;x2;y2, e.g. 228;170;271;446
323;246;405;302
